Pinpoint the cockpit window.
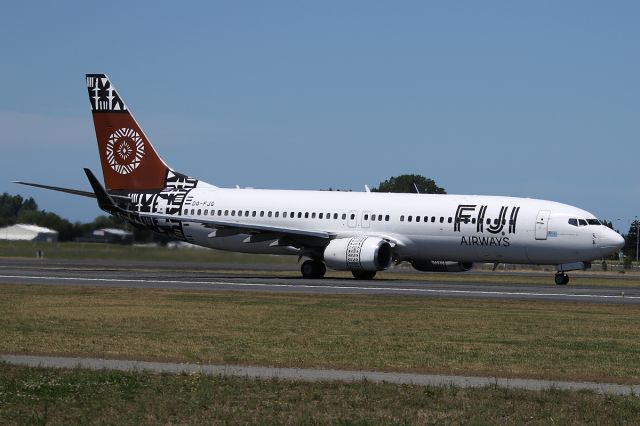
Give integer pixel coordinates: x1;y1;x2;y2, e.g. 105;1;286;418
587;219;601;225
568;218;578;226
578;219;588;226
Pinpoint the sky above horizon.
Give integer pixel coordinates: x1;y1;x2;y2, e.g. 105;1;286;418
1;1;638;232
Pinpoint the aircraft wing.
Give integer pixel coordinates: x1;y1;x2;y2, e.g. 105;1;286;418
139;211;333;241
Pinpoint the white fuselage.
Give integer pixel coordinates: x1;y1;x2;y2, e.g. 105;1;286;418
153;185;622;266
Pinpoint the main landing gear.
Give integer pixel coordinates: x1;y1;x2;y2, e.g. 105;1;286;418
554;272;570;286
301;260;326;279
300;260;377;280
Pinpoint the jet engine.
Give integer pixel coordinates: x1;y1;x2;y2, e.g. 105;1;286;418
410;260;473;272
323;236;392;271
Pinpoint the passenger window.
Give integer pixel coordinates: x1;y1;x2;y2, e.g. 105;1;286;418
260;211;265;217
408;216;413;222
448;217;452;224
218;210;223;216
231;210;236;216
283;212;287;218
305;212;309;218
378;215;383;221
364;214;369;220
275;212;279;218
252;211;256;217
400;215;405;222
440;217;444;223
183;209;188;215
224;210;229;216
334;213;339;220
472;218;476;224
268;211;272;217
191;209;195;215
385;215;390;221
298;212;302;218
424;216;428;222
486;218;491;225
416;216;420;222
197;209;201;215
342;213;347;220
431;217;436;223
312;212;316;219
350;213;355;220
204;210;208;215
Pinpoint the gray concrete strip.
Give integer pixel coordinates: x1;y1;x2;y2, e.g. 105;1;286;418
2;354;638;396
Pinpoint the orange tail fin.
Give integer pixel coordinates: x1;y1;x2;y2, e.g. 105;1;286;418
86;74;170;192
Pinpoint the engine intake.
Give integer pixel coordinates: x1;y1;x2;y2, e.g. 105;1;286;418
324;236;392;271
411;260;473;273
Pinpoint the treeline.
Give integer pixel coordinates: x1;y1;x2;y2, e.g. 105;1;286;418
0;193;158;243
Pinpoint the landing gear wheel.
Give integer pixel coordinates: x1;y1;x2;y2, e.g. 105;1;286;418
352;270;377;280
554;273;569;286
301;260;326;279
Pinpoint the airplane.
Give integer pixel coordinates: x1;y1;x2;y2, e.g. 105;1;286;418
14;74;625;285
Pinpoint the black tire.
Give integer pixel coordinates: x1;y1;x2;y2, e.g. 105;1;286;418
352;270;376;280
301;260;326;279
555;273;568;286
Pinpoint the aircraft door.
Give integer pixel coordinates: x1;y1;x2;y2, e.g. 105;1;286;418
348;210;358;228
535;210;550;240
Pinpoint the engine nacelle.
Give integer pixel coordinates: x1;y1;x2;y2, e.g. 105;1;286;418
323;236;392;271
411;260;473;273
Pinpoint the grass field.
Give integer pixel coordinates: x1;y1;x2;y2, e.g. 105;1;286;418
2;284;640;384
2;363;639;425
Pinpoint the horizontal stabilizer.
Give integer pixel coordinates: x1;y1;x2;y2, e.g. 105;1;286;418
13;181;96;198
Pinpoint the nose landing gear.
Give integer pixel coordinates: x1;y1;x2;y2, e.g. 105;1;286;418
554;272;570;286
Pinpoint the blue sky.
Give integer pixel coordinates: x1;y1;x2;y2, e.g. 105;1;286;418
1;1;638;232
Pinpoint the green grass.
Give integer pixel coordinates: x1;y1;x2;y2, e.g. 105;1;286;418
2;284;640;384
1;363;639;425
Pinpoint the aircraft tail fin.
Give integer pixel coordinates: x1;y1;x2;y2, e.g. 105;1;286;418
86;74;174;192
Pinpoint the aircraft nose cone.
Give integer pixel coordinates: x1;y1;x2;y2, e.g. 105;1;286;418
614;232;625;250
602;230;625;250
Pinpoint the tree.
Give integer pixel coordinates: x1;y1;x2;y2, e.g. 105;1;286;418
0;192;39;227
624;220;640;261
372;174;446;194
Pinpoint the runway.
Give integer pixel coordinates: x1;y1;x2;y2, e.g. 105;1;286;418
1;259;639;304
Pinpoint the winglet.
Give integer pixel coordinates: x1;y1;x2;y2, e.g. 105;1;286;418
84;168;121;213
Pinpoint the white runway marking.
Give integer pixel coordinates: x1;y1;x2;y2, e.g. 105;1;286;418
1;274;638;301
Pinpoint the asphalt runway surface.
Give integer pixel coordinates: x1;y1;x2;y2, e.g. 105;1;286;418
1;258;639;304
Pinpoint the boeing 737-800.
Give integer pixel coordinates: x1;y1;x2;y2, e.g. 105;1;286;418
15;74;625;285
